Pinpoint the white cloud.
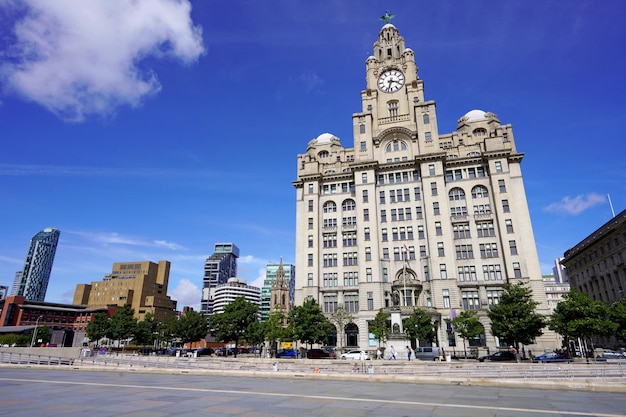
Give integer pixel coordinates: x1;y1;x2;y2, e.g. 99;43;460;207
543;193;606;215
1;0;205;122
168;278;200;310
249;267;267;289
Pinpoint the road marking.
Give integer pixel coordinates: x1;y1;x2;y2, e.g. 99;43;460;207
0;377;622;417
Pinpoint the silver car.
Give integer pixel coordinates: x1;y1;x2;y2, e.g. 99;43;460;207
340;350;370;360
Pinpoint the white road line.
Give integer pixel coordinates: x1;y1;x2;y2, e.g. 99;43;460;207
0;377;622;417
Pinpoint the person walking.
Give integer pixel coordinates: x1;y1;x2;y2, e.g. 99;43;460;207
388;345;397;360
406;346;412;361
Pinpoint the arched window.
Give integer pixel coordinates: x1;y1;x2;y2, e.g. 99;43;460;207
473;128;487;137
385;140;407;152
466;151;481;157
471;185;489;199
323;201;337;213
449;187;466;201
342;199;356;211
319;151;329;158
359;124;366;134
423;114;430;124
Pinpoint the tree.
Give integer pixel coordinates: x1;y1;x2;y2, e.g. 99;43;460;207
549;289;617;357
135;313;158;347
451;310;484;358
403;308;436;344
288;298;332;348
264;310;288;356
85;312;110;346
209;297;259;356
610;298;626;343
488;282;546;351
329;306;354;352
246;320;266;357
107;305;138;349
159;315;179;346
368;309;390;347
176;310;209;347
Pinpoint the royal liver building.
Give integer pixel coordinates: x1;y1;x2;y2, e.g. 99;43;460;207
293;21;553;353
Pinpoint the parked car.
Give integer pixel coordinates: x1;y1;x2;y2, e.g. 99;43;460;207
532;352;570;363
340;350;370;360
307;348;335;359
413;346;445;361
478;351;516;362
215;347;234;356
275;349;297;358
195;347;214;356
600;349;624;359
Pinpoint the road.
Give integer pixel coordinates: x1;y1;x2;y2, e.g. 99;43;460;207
1;368;626;417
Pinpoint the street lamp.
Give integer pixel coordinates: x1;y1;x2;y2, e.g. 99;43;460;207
30;316;43;348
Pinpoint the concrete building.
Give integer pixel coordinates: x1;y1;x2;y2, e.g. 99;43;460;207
562;208;626;305
11;227;60;302
553;257;569;283
201;243;239;315
293;22;554;352
260;260;295;321
212;278;261;315
543;274;570;314
73;261;177;322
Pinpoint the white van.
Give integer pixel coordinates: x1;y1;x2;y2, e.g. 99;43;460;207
413;346;444;361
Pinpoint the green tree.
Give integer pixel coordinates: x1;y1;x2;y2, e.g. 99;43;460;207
246;320;266;357
264;309;288;356
288;298;331;348
34;324;52;346
610;297;626;343
368;309;390;348
209;297;259;356
451;310;484;358
549;289;617;356
159;315;179;346
403;308;436;344
176;310;209;346
107;305;138;349
488;282;546;352
85;312;110;346
134;313;159;347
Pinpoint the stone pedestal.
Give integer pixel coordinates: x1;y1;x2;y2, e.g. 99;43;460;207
385;307;410;360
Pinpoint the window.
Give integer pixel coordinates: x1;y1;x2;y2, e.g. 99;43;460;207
324;294;338;313
308;199;314;212
342;216;356;227
449;188;465;201
458;265;477;282
360;124;366;134
360;141;367;151
382;268;389;282
392;227;399;241
429;164;435;176
431;182;438;196
443;289;450;308
455;244;474;259
308;273;313;286
342;199;356;211
471;185;489;199
513;262;522;278
473;204;491;215
487;290;502;307
420;245;427;258
323;253;338;267
423;114;430;124
308;183;314;194
414;186;421;200
308;218;313;229
308;254;313;267
462;291;480;310
380;210;387;222
505;219;514;233
379;191;385;204
365;247;372;261
435;221;442;235
495;161;502;172
323;201;337;213
343;232;357;246
308;235;313;248
498;179;506;193
476;221;495;237
323;233;337;248
382;247;389;260
389;190;396;203
418;225;425;239
440;264;447;279
382;228;388;241
388;101;399;118
425;132;432;142
323;218;337;228
509;240;518;255
473;128;486;137
343;271;358;286
363;209;369;222
437;242;445;256
367;292;374;310
482;264;502;281
453;223;471;239
479;243;498;258
366;268;373;282
393;246;401;260
502;199;510;213
362;190;368;203
343;252;358;266
416;206;423;219
423;265;430;281
433;202;440;215
323;273;338;287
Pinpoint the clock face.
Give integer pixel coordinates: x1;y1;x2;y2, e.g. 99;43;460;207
377;69;405;93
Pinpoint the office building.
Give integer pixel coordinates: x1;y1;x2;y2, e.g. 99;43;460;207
201;243;239;315
73;260;177;322
260;260;295;321
553;258;569;283
11;227;60;302
293;21;553;352
212;278;261;315
562;208;626;305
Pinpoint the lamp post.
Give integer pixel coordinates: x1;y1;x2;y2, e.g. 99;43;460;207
30;316;43;347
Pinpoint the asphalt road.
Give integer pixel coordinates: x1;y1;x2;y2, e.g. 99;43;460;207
1;368;625;417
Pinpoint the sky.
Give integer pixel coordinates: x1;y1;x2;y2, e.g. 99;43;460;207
1;0;624;310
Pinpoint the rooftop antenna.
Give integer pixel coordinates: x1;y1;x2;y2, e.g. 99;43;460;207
608;193;616;218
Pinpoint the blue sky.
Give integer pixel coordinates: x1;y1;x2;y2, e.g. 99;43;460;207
1;1;624;310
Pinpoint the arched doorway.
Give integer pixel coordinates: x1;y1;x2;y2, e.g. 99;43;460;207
325;324;337;347
345;323;359;348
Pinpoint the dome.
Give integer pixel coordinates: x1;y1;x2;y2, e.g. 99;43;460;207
316;132;337;143
463;109;487;122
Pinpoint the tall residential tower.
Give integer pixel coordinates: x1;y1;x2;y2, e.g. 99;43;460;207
200;243;239;315
11;227;60;302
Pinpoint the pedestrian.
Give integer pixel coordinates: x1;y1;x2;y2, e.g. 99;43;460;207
376;348;382;360
510;345;520;363
352;362;359;373
406;346;412;361
388;345;396;360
